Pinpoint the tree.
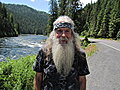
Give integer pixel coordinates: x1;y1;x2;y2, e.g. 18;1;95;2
46;0;58;35
108;0;120;39
70;0;82;33
117;29;120;39
0;2;18;37
64;0;82;33
58;0;67;16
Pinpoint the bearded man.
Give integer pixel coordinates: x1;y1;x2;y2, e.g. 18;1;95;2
33;16;90;90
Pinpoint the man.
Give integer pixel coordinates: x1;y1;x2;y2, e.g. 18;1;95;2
33;16;90;90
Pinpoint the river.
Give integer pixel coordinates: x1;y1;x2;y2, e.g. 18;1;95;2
0;34;48;61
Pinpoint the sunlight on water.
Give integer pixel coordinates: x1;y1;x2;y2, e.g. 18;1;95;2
0;35;47;61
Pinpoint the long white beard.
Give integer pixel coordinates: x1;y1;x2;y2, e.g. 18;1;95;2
52;37;75;76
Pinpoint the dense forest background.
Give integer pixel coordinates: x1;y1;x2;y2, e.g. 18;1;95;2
82;0;120;39
0;2;19;38
0;0;120;39
48;0;120;39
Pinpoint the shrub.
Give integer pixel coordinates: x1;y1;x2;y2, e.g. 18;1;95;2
0;55;36;90
81;36;91;48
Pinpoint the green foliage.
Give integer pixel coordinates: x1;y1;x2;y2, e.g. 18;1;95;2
48;0;120;39
46;0;58;35
1;0;120;39
0;2;19;38
4;4;49;35
47;0;82;34
58;0;67;16
81;0;120;39
117;29;120;39
0;55;36;90
81;36;91;48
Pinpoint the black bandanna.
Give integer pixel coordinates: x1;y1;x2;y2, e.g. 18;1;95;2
53;22;73;30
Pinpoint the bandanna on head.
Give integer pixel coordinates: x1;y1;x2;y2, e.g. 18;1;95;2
53;16;75;31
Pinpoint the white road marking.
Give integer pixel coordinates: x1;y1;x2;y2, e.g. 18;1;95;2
99;42;120;52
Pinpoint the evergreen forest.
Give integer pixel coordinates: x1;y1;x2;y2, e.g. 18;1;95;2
0;0;120;39
4;4;49;35
0;2;19;38
48;0;120;39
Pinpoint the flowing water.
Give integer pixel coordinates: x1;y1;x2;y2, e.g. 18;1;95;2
0;34;48;61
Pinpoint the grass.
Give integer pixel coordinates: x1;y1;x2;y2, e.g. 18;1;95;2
80;36;97;57
84;44;97;57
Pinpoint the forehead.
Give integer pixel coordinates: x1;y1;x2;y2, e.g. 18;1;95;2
56;27;71;31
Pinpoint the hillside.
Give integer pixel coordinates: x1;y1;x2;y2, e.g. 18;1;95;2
0;2;19;38
4;4;49;34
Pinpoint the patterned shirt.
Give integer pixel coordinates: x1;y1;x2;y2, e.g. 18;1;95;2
33;47;90;90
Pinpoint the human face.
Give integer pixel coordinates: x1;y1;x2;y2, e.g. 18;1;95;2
55;28;72;44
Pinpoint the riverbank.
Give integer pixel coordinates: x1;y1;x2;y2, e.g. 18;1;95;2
0;43;97;89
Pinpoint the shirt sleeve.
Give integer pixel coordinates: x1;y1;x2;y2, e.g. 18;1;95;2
32;48;45;72
77;51;90;76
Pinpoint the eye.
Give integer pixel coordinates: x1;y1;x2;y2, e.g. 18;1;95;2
56;30;62;34
65;30;70;33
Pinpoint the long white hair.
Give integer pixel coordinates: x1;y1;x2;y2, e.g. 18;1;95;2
43;16;81;75
43;31;81;76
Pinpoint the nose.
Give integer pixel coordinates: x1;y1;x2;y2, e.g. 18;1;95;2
61;32;66;37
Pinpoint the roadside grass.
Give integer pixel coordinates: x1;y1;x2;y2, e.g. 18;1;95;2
84;44;97;57
80;36;97;57
116;38;120;41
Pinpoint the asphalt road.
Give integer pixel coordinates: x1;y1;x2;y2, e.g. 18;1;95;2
86;39;120;90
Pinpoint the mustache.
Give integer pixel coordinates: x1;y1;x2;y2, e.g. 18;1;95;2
59;37;68;41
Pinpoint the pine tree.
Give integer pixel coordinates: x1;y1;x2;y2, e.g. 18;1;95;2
117;29;120;39
89;3;99;37
64;0;82;33
108;0;120;39
82;3;93;36
97;0;111;38
70;0;82;33
90;0;102;37
46;0;58;35
58;0;67;16
95;10;104;37
0;2;18;37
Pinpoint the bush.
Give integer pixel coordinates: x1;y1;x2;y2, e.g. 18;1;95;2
81;36;91;48
0;55;36;90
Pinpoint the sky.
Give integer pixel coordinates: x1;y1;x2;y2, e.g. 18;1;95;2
0;0;97;13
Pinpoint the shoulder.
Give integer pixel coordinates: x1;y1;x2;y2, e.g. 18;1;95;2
40;46;52;56
37;46;52;61
75;48;90;75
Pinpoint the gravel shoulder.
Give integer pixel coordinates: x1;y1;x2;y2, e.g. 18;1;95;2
86;40;120;90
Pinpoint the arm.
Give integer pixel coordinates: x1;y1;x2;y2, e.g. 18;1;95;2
33;72;43;90
79;76;86;90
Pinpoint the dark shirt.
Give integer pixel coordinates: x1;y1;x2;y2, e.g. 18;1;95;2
33;48;90;90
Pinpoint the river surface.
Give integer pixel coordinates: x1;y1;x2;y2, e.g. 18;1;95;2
0;34;48;61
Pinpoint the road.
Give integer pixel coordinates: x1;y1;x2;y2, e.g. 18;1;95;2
86;39;120;90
